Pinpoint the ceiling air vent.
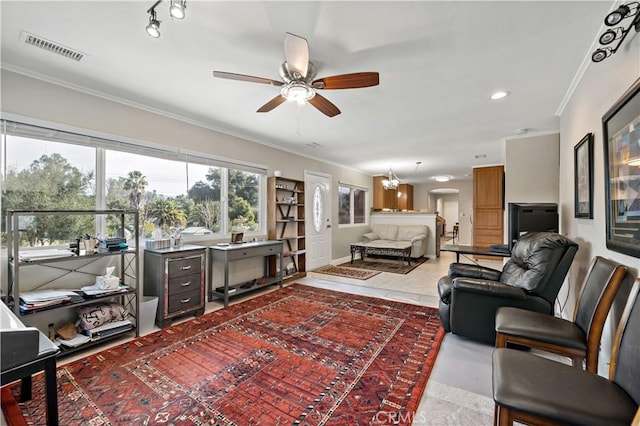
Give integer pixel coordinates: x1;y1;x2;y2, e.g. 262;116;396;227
19;31;84;62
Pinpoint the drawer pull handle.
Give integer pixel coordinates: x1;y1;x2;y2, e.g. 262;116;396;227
181;297;191;303
180;281;191;287
180;265;192;270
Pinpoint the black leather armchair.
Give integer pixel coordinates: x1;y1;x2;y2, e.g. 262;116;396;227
437;232;578;344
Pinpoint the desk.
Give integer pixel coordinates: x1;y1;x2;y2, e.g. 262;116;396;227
209;240;283;307
441;244;511;263
1;302;59;426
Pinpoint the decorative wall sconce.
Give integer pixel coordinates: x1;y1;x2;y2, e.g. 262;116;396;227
146;0;186;38
592;2;640;62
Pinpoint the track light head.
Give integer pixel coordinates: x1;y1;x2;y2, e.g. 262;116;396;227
599;28;622;45
592;3;640;62
169;0;186;19
592;48;612;63
606;4;631;26
146;10;161;38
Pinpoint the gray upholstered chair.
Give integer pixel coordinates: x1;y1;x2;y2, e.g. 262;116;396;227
437;232;578;344
495;256;629;373
492;280;640;426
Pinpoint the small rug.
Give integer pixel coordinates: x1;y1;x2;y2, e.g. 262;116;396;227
338;256;428;275
2;284;444;426
312;265;381;280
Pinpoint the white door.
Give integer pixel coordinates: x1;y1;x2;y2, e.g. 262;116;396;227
305;170;332;270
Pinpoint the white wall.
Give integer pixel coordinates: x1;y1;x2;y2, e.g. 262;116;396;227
0;70;373;262
559;27;640;373
504;133;560;205
442;195;459;233
414;181;473;245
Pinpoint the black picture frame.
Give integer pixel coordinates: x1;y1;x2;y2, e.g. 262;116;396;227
574;133;593;219
602;77;640;258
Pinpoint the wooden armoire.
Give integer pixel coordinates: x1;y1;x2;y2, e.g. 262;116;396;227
473;165;504;249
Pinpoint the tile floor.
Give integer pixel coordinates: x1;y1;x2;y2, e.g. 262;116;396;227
11;250;501;426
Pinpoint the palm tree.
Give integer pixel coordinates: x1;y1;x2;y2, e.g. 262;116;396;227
123;171;148;210
147;198;186;230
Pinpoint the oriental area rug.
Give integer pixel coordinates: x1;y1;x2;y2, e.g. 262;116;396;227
337;256;428;275
312;265;381;280
2;284;444;426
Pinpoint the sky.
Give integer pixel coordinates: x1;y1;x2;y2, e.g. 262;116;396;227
5;136;211;197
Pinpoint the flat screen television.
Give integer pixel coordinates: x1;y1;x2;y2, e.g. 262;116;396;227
508;203;559;251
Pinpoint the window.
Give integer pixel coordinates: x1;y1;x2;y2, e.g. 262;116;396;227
1;120;265;248
338;185;367;226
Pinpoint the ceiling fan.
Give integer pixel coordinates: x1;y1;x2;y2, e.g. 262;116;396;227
213;33;379;117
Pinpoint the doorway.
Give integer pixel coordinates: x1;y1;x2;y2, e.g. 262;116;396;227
305;170;332;270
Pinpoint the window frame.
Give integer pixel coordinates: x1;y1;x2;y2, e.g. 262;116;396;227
1;116;267;243
337;184;369;228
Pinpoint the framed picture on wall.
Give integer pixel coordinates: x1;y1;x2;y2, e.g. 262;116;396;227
574;133;593;219
602;77;640;258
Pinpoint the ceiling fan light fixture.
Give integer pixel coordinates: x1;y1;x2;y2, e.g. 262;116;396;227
281;82;315;104
169;0;186;19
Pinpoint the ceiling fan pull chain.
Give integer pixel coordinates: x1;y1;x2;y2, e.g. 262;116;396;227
296;104;302;137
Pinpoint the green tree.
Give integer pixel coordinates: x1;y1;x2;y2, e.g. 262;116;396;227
147;198;187;231
187;181;216;203
189;200;221;231
2;154;94;246
123;171;148;210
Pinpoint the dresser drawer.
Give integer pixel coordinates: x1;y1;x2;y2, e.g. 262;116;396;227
167;272;201;296
225;244;281;260
168;288;202;314
167;256;202;278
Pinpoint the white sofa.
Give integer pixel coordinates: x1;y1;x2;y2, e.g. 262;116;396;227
362;224;428;258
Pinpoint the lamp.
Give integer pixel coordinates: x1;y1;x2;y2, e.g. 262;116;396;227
146;0;186;38
592;2;640;62
169;0;186;19
146;9;161;38
382;168;400;190
281;82;316;104
434;175;452;182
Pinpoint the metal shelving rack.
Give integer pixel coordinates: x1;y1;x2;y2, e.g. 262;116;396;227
5;209;140;356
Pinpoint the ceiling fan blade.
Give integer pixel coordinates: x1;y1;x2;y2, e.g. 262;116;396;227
284;32;309;78
312;72;380;90
257;95;286;113
308;94;341;117
213;71;283;86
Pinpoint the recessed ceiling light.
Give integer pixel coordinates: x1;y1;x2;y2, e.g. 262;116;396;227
434;175;452;182
490;90;510;100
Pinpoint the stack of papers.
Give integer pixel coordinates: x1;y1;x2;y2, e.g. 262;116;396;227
19;249;75;262
82;319;133;340
80;285;127;296
19;290;78;312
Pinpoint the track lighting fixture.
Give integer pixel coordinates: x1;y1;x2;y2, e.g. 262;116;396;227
146;0;186;38
169;0;186;19
592;2;640;62
146;9;161;38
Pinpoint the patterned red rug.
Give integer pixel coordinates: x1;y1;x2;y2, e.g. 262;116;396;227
312;265;381;280
2;284;444;425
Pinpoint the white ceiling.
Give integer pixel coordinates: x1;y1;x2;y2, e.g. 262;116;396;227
0;1;612;183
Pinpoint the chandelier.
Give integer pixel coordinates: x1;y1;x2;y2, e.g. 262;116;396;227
382;168;400;190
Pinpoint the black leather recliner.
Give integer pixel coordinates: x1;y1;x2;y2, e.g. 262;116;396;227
437;232;578;344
